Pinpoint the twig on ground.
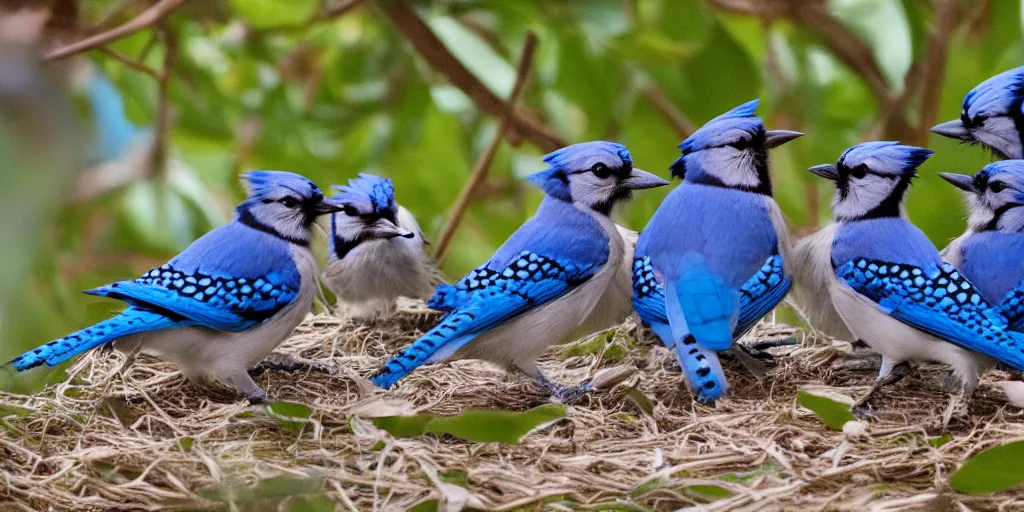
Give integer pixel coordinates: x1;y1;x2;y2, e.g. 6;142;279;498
44;0;186;61
375;0;565;152
433;32;539;264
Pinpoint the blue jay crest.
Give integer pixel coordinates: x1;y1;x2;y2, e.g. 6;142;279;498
241;170;321;200
678;99;761;155
961;66;1024;122
331;173;397;220
933;67;1024;159
528;141;635;203
836;141;934;179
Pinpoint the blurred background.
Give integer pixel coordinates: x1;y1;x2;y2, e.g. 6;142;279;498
0;0;1020;392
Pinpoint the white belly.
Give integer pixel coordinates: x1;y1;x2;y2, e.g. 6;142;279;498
128;245;319;381
829;274;993;388
788;224;855;341
458;215;634;370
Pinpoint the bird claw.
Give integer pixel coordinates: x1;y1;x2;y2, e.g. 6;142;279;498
553;382;592;405
247;389;269;404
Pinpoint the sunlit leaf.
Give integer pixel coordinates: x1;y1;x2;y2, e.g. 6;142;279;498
371;404;566;444
796;391;854;430
265;401;313;432
228;0;318;28
928;434;953;449
950;441;1024;495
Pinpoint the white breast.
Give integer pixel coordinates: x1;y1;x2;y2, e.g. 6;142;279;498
788;224;855;341
458;208;633;370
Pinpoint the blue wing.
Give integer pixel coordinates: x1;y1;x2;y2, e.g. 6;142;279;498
991;285;1024;332
85;262;299;332
836;259;1024;370
372;250;601;388
632;254;790;341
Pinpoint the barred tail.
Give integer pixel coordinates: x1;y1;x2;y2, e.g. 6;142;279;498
650;322;728;404
6;308;178;371
370;311;473;388
426;284;457;313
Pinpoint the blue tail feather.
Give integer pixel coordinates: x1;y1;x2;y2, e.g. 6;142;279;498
370;311;474;388
665;260;739;351
651;322;727;403
6;308;184;371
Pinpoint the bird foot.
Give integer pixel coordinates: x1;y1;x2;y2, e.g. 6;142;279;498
246;389;269;404
535;375;593;405
250;352;336;377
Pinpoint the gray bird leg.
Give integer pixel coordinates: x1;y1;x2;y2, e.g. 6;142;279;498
853;357;913;414
249;352;336;377
223;371;268;404
517;364;592;404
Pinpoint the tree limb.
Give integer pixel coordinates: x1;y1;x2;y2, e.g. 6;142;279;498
149;24;176;178
44;0;185;61
374;0;565;152
96;46;161;79
914;0;959;142
433;32;539;264
642;82;696;138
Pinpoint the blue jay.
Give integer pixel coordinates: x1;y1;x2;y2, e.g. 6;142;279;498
632;100;802;404
4;171;344;402
808;142;1024;408
371;141;668;401
931;66;1024;160
939;162;1024;332
321;173;440;319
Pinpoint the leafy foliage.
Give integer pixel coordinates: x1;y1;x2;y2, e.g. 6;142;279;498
371;403;566;443
1;0;1022;393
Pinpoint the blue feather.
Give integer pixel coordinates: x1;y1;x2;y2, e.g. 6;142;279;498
836;259;1024;370
371;197;609;388
832;218;941;270
8;308;187;371
88;69;140;161
960;231;1024;303
664;256;738;351
650;322;727;403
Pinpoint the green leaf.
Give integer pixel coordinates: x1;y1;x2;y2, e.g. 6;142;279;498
408;499;439;512
950;441;1024;495
228;0;318;28
176;437;194;453
371;414;435;438
425;404;566;444
928;434;953;448
265;401;313;432
288;494;335;512
688;484;732;499
796;391;854;430
371;404;566;444
202;476;325;503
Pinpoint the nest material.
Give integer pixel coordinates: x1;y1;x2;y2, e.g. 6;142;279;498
2;301;1024;511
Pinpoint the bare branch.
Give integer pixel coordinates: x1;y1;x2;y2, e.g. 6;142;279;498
44;0;185;61
434;32;539;264
149;24;177;179
915;0;959;142
96;46;161;79
641;82;696;138
375;0;566;152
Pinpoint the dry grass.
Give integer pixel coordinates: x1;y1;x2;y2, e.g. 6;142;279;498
2;301;1024;511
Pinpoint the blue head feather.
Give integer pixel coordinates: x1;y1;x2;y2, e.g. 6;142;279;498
240;171;322;201
527;141;633;201
331;173;397;220
678;99;761;155
962;67;1024;122
838;141;934;178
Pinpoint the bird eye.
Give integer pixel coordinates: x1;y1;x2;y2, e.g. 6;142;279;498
990;181;1007;193
279;197;300;208
591;162;611;179
343;205;359;216
728;138;750;151
973;115;988;126
850;164;868;179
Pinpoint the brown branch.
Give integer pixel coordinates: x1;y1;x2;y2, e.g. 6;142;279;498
44;0;185;61
149;24;176;179
642;82;696;138
914;0;959;142
433;32;539;264
96;46;161;79
375;0;566;152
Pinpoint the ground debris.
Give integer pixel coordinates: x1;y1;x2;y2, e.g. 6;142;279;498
2;302;1023;511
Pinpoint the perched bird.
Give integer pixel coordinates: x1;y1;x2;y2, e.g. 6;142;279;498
939;162;1024;331
931;66;1024;160
809;142;1024;408
789;224;857;342
5;171;344;402
321;173;440;319
371;141;668;401
632;100;802;404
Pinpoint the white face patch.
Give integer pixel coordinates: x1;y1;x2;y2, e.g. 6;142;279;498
973;117;1023;159
687;146;761;188
567;169;623;211
832;174;899;220
248;201;310;244
332;212;366;241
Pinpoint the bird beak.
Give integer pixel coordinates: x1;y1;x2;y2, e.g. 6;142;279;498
764;130;804;149
368;219;414;239
314;196;346;215
621;168;670;190
808;164;840;181
937;172;977;193
931;120;973;141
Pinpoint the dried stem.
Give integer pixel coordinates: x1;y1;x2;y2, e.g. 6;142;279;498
44;0;186;61
433;32;539;264
375;0;565;152
96;46;161;79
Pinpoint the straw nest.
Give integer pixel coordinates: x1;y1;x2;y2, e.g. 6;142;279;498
2;300;1024;511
